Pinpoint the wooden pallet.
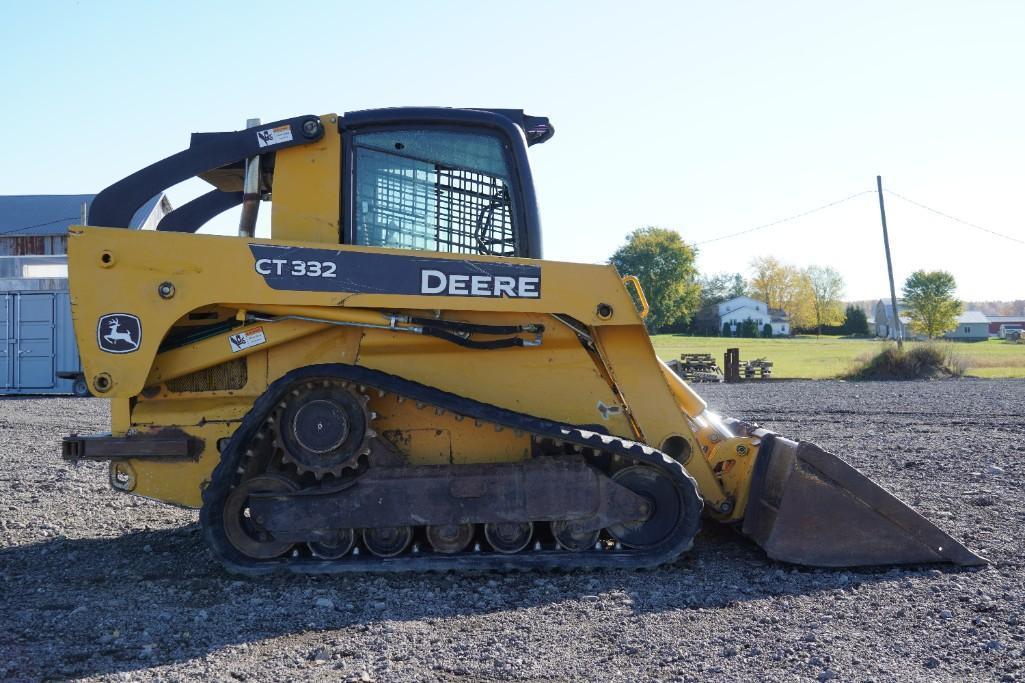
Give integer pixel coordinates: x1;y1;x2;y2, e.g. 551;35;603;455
666;354;724;383
743;358;773;378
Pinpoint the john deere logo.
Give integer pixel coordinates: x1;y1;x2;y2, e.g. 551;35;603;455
97;314;141;354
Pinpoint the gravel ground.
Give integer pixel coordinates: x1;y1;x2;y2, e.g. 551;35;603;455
1;379;1023;682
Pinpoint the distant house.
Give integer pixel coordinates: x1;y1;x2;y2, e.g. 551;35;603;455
715;296;790;336
0;194;169;395
873;299;913;340
877;300;991;341
768;307;790;335
944;311;990;340
986;315;1025;338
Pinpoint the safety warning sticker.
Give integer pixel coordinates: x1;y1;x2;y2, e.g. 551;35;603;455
228;326;266;353
256;125;293;148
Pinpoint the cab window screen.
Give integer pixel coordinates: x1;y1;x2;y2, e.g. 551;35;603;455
353;130;518;256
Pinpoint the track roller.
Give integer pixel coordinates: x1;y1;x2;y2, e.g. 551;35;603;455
485;521;534;554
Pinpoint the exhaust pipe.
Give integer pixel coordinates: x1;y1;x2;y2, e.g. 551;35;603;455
239;117;261;237
742;434;986;567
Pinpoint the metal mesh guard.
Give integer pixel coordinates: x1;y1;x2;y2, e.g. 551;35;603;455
166;358;248;393
356;147;517;256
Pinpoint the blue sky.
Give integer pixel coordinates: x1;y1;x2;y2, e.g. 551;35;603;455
2;1;1022;300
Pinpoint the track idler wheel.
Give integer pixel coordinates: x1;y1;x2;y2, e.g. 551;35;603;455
426;524;474;554
607;466;682;549
223;475;299;559
551;520;601;552
485;522;533;554
363;526;413;557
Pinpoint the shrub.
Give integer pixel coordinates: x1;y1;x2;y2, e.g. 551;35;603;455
845;344;966;381
793;323;845;335
762;323;773;338
739;317;759;338
722;321;732;337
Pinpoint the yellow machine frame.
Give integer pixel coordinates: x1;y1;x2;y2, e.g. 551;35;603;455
70;219;757;517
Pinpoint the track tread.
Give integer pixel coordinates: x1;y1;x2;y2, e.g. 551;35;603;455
200;364;702;575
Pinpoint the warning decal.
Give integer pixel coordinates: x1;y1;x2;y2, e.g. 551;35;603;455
228;326;267;353
256;125;293;148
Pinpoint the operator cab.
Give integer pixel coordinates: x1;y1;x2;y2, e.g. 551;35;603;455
86;108;553;259
341;109;551;259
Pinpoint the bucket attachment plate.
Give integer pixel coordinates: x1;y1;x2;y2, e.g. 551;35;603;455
743;435;986;567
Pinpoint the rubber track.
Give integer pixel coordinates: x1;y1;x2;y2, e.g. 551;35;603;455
200;364;703;575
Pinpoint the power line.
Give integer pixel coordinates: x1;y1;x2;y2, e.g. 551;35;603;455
0;216;78;238
883;189;1025;246
694;190;876;245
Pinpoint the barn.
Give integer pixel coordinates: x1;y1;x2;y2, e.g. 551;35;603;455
0;194;169;394
873;299;913;340
987;315;1025;338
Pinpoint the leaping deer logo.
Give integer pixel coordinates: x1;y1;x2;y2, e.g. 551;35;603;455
97;314;141;353
104;319;136;347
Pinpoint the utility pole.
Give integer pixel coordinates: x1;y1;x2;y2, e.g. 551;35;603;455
876;176;902;349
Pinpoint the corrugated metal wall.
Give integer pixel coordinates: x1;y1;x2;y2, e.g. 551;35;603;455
0;235;68;256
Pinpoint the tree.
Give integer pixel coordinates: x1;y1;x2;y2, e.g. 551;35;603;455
902;270;962;338
840;305;869;336
788;274;816;330
805;266;846;337
699;272;747;308
726;273;748;299
749;256;794;311
750;257;815;329
609;227;701;333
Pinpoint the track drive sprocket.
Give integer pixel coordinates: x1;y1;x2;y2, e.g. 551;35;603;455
273;379;375;479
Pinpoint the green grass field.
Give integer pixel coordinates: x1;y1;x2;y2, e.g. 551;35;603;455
650;335;1025;379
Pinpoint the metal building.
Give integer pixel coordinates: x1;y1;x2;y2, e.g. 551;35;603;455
0;194;170;395
943;311;991;341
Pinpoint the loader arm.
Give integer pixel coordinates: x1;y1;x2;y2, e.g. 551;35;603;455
89;114;326;231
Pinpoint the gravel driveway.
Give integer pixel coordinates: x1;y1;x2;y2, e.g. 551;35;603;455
1;380;1022;682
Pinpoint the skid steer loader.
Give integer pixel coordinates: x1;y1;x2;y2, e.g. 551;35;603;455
62;109;983;574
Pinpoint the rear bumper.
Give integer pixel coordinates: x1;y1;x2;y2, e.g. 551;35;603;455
62;430;199;461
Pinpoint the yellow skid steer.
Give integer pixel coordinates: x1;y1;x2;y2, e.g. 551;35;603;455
62;109;983;573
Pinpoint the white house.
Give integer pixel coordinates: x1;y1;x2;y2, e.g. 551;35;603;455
717;296;790;336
